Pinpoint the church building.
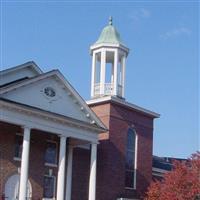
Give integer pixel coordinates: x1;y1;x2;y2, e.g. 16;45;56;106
0;18;159;200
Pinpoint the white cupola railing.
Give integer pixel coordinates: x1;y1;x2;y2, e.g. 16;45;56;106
94;83;123;97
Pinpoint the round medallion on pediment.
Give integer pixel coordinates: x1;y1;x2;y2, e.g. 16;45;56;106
44;87;56;97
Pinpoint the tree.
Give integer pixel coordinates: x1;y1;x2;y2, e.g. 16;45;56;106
145;152;200;200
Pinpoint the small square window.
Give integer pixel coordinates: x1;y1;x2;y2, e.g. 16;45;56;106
45;141;57;165
43;176;55;198
14;134;23;159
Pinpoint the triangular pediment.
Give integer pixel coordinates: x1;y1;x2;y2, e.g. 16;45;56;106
0;70;105;128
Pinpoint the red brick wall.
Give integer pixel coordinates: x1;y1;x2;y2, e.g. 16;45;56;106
0;122;59;200
0;122;21;197
89;100;154;199
0;122;91;200
72;148;90;200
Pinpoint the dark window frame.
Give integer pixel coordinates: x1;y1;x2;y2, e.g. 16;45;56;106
125;128;137;189
14;133;23;160
44;140;58;166
43;175;56;198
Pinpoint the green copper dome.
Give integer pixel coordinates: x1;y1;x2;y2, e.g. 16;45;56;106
95;17;123;45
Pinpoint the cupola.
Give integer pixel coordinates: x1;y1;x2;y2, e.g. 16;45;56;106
90;17;129;99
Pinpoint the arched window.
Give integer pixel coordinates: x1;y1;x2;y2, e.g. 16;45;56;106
4;174;32;199
125;128;136;188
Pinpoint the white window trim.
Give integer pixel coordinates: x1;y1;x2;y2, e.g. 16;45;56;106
125;130;138;190
16;132;23;136
45;140;58;166
44;163;58;168
13;157;21;161
43;175;56;200
134;133;138;189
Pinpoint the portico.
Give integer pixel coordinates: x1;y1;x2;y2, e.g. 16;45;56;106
0;63;106;200
0;98;101;200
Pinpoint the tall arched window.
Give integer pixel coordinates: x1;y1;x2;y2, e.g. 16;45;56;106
125;128;136;188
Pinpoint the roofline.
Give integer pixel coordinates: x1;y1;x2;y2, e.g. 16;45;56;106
153;155;188;161
87;96;160;118
0;61;43;75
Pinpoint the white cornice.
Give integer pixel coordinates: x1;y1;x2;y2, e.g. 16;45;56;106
87;96;160;118
0;99;105;133
0;102;99;143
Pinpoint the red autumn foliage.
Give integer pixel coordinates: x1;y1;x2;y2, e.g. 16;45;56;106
145;152;200;200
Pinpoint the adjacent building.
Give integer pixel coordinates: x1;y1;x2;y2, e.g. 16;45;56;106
152;156;187;180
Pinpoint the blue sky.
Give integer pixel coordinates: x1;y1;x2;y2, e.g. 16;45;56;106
0;1;199;158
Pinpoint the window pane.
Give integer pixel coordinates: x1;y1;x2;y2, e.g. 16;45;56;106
43;177;55;198
125;170;134;188
126;151;135;170
14;135;23;158
127;129;135;151
45;142;57;164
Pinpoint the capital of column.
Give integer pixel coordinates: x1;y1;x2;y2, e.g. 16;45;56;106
21;125;32;131
59;134;67;138
91;142;99;146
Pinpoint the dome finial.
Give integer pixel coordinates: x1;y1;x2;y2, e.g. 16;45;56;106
109;16;113;25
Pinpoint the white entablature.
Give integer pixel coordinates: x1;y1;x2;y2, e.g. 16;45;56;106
90;17;129;99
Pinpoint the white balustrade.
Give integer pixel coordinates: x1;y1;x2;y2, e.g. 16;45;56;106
94;83;123;97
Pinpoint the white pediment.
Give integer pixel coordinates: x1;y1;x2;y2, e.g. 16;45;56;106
1;71;105;127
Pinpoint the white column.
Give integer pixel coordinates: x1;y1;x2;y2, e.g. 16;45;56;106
89;143;97;200
121;55;126;98
91;52;96;98
65;145;73;200
56;136;67;200
19;126;31;200
113;49;119;95
100;49;106;95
